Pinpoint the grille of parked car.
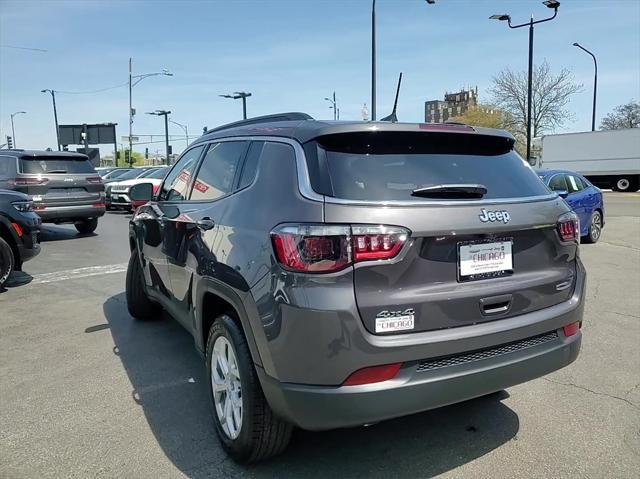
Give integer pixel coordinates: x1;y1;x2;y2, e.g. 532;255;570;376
416;331;559;372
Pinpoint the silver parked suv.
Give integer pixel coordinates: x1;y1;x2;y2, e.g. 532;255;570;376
0;150;105;234
125;113;585;462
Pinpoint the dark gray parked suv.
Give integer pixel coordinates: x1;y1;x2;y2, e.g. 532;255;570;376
0;150;105;233
125;113;585;463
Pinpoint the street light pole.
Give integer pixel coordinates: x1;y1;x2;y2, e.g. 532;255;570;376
10;111;26;148
220;92;252;120
490;0;560;162
128;58;173;166
324;92;338;120
169;119;189;147
573;42;598;131
146;110;171;165
40;89;60;150
371;0;435;121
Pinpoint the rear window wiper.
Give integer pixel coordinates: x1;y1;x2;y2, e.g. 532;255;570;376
411;184;487;199
45;169;68;173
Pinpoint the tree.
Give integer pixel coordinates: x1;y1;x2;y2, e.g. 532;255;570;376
489;60;582;144
450;104;510;130
600;101;640;130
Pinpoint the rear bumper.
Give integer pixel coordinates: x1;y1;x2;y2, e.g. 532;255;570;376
37;204;105;222
259;329;581;430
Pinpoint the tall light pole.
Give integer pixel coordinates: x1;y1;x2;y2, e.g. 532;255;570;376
10;111;26;148
146;110;171;165
573;42;598;131
169;119;189;147
40;89;60;151
371;0;435;121
490;0;560;162
129;58;173;165
324;92;338;120
220;92;252;119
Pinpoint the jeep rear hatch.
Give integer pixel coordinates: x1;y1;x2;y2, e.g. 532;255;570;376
309;130;578;334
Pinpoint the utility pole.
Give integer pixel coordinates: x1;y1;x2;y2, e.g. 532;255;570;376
146;110;171;165
220;92;252;119
41;89;61;150
324;92;338;120
128;57;133;166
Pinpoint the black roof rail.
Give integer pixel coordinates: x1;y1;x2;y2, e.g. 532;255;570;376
204;112;314;135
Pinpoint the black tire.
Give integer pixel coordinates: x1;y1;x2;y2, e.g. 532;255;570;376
125;250;159;319
0;236;14;289
75;218;98;234
582;210;603;244
206;314;292;463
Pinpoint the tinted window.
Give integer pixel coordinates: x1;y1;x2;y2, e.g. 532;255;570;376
19;156;95;174
145;167;169;179
548;174;569;192
114;169;150;181
160;146;204;201
0;156;16;179
103;169;132;179
190;142;246;201
324;150;550;201
238;141;264;190
567;175;584;193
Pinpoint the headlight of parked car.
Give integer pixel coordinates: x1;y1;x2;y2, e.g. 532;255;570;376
12;200;34;212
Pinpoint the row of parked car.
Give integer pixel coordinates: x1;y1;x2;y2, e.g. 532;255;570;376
0;149;170;288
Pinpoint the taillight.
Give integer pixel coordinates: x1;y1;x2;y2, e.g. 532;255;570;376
87;176;102;184
270;224;409;273
557;211;580;243
9;177;49;186
563;322;581;337
352;225;408;261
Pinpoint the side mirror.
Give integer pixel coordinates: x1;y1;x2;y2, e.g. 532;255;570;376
129;182;154;203
555;189;569;199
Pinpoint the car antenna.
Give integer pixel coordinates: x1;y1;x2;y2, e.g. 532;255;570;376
380;72;403;123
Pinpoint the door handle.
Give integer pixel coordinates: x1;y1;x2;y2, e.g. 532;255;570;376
196;217;215;231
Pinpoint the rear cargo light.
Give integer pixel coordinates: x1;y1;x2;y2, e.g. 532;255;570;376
92;202;106;208
343;363;402;386
557;211;580;243
86;176;102;184
9;177;49;186
563;322;580;337
270;224;409;273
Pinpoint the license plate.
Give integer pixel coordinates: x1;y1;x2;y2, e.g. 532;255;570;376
458;240;513;281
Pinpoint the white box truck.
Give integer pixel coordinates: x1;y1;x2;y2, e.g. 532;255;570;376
538;129;640;192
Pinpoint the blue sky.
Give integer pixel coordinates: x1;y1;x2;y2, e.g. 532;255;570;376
1;0;639;155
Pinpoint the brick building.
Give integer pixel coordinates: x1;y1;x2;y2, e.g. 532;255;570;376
425;86;478;123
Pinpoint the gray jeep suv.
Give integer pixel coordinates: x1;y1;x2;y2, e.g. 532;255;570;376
125;113;585;463
0;150;105;234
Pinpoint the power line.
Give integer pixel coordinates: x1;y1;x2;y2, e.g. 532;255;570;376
54;81;129;95
0;44;48;52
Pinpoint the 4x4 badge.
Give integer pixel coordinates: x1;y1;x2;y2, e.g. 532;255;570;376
478;208;511;224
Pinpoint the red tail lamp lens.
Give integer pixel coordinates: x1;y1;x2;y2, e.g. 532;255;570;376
86;176;102;184
352;226;408;261
557;211;580;243
563;322;580;337
343;363;402;386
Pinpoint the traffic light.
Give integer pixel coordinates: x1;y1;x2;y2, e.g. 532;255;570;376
145;147;149;159
167;145;172;155
6;135;13;148
116;150;121;160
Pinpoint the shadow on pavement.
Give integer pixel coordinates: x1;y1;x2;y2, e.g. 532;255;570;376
39;224;97;242
1;271;34;293
103;293;519;478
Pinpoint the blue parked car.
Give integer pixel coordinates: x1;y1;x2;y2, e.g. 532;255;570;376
538;169;604;243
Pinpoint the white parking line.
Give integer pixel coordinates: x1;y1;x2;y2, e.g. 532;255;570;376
32;263;128;284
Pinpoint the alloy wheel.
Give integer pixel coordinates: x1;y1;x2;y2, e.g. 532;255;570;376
591;212;602;242
212;336;243;439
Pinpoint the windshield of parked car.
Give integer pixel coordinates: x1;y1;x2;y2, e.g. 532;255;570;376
103;169;131;179
115;169;150;180
143;167;169;179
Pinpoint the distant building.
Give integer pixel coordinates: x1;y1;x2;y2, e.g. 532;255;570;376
425;87;478;123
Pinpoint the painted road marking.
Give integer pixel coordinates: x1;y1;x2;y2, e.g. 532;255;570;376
32;263;128;285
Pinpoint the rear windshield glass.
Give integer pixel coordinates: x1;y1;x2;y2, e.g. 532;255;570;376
20;157;95;174
317;133;550;201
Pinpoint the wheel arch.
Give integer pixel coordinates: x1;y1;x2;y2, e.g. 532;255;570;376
0;218;20;267
196;278;264;369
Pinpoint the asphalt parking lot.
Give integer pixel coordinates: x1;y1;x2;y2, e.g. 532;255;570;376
1;192;638;478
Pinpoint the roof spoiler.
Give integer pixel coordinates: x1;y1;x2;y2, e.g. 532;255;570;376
205;112;314;135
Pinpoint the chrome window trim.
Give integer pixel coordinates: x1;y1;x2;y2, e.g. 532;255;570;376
195;136;559;207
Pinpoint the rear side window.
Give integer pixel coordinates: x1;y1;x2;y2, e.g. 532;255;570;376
567;175;584;193
0;156;16;179
548;174;569;192
316;133;550;201
190;141;247;201
19;156;95;174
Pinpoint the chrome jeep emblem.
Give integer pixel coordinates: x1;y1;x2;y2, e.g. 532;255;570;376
64;178;74;182
479;208;511;224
